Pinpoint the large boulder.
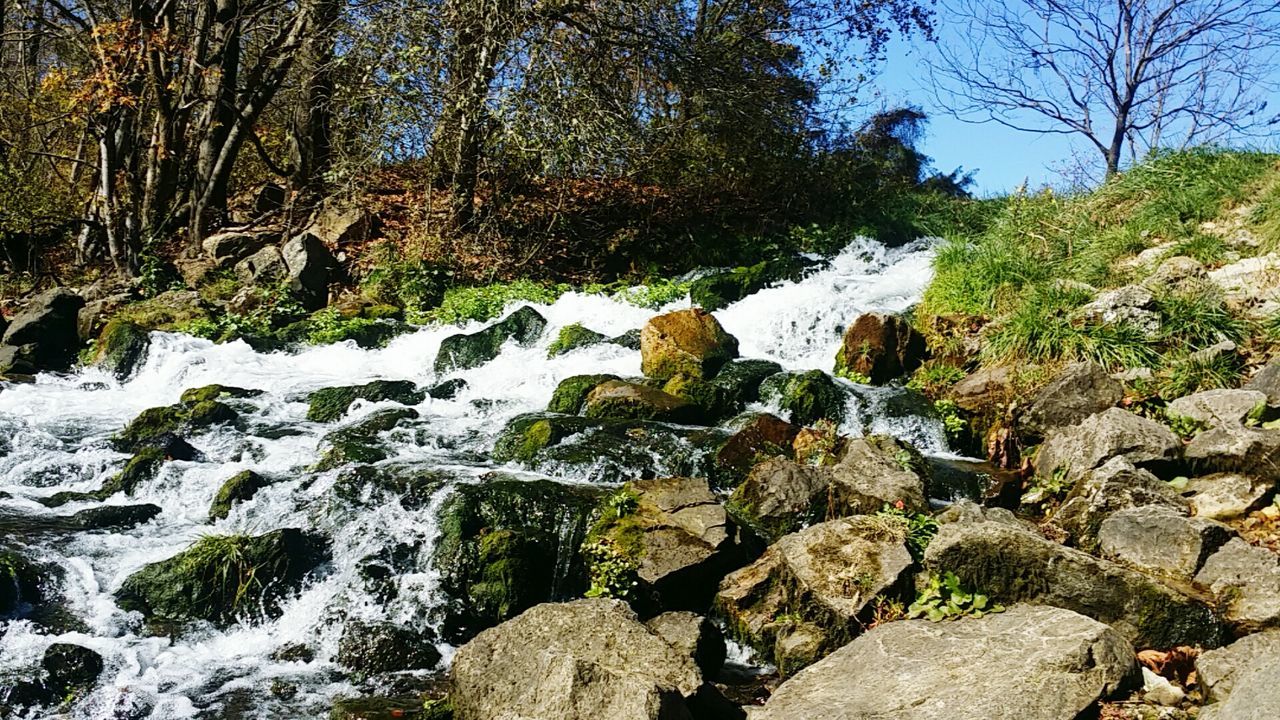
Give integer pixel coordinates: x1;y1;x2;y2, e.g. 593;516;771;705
1049;457;1189;551
306;380;425;423
1;643;105;713
547;374;620;414
925;518;1225;648
1184;425;1280;480
750;605;1135;720
586;477;741;612
715;516;914;676
435;306;547;372
235;245;287;285
449;598;705;720
202;230;272;265
547;323;607;357
1167;389;1270;429
1033;408;1181;485
949;365;1014;414
1020;362;1123;437
640;308;739;381
759;370;848;426
1096;505;1232;579
583;380;700;424
335;621;441;674
832;312;927;384
710;413;799;485
727;435;928;542
115;529;329;626
1194;538;1280;633
433;478;602;642
91;319;151;380
1;288;85;372
1199;654;1280;720
306;203;375;247
282;232;339;310
1184;472;1274;520
1196;629;1280;703
645;612;726;679
1207;253;1280;320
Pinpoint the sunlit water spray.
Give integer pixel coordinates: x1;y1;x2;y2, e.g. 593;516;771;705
0;237;938;719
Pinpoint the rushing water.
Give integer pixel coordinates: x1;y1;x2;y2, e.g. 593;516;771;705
0;238;939;719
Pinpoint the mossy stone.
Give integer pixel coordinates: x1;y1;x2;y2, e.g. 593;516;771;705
760;370;849;425
336;621;441;674
0;549;44;619
712;358;784;404
306;380;425;423
582;380;700;423
435;306;547;372
547;374;620;414
209;470;271;521
93;319;151;380
547;323;607;357
179;384;261;404
663;373;733;423
98;446;166;497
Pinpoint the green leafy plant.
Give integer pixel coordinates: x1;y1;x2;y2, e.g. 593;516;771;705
1021;465;1070;506
581;538;637;600
605;488;640;517
933;399;968;445
907;362;966;398
876;502;938;560
1166;412;1208;440
908;571;1003;621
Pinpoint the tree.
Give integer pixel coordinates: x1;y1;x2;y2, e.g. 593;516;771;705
928;0;1280;178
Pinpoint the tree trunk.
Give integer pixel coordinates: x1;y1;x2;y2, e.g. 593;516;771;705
289;0;337;195
190;0;241;243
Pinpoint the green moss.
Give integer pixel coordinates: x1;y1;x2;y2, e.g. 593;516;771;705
98;447;166;497
428;280;568;325
547;323;607;357
179;384;260;404
115;406;188;450
663;373;733;422
547;374;618;414
112;290;211;331
209;470;269;521
761;370;848;425
306;380;425;423
93;319;151;379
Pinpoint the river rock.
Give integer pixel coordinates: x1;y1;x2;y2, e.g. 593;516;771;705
2;643;105;712
583;380;700;424
925;517;1224;648
1;287;85;372
645;612;726;678
0;549;46;619
640;308;739;380
282;232;338;310
547;373;620;414
711;413;799;485
1096;505;1232;578
1080;285;1161;337
434;478;602;642
449;598;705;720
71;503;162;530
306;380;424;423
751;605;1135;720
662;373;735;423
114;399;237;452
1033;408;1181;485
209;470;271;521
759;370;848;425
832;312;927;384
435;306;547;372
1245;357;1280;408
1199;655;1280;720
202;230;272;265
1049;458;1189;550
715;516;913;675
1020;362;1123;436
1184;473;1273;520
588;477;740;612
427;378;467;400
1194;538;1280;633
1196;629;1280;704
336;621;441;674
1185;425;1280;479
711;358;783;404
547;323;606;357
949;365;1015;414
92;319;151;380
1167;389;1269;429
116;528;329;626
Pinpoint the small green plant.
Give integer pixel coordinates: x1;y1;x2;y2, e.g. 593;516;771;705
609;278;692;309
1021;465;1070;506
429;280;569;325
1166;412;1208;439
933;399;968;445
908;571;1003;621
360;242;455;314
893;448;916;473
581;538;637;600
876;502;938;560
907;362;966;398
835;366;873;384
605;488;640;518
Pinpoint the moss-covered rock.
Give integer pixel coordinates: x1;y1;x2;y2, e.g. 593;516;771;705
547;323;606;357
336;621;441;674
583;379;700;424
331;696;442;720
712;358;784;404
110;289;210;330
609;328;642;349
98;446;166;497
833;312;928;385
662;373;734;423
209;470;271;521
0;549;45;619
433;478;602;642
760;370;849;425
639;308;739;380
314;408;418;471
115;529;330;626
306;380;425;423
546;373;620;414
179;384;262;404
114;399;238;453
92;319;151;380
1;643;104;713
332;464;453;510
435;306;547;372
690;256;819;311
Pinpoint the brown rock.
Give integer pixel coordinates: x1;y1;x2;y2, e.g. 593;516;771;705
833;312;928;384
640;308;739;380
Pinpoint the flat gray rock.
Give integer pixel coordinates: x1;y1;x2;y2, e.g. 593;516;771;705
1097;505;1232;578
1034;409;1180;485
1167;389;1268;429
1196;629;1280;703
1195;539;1280;633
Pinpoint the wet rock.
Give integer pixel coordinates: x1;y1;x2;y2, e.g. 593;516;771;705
331;696;444;720
689;257;816;311
306;380;424;423
1034;408;1181;485
715;516;914;676
640;308;739;380
547;323;606;357
1020;362;1123;437
546;373;619;414
583;379;700;424
645;612;726;678
1184;425;1280;479
1194;538;1280;633
92;319;151;380
314;408;418;472
925;518;1225;648
751;604;1135;720
759;370;848;425
209;470;271;521
1080;285;1161;337
1049;458;1189;551
435;306;547;372
235;245;287;285
1;288;85;372
202;230;272;265
711;358;784;404
115;399;238;453
107;289;209;331
71;503;162;530
1167;389;1269;429
336;621;441;674
0;549;46;619
282;232;339;310
833;312;927;384
609;328;642;349
116;528;330;626
1097;505;1232;578
587;476;740;613
434;478;602;643
1245;357;1280;408
450;598;705;720
427;378;467;400
662;373;735;423
1184;473;1273;520
272;643;316;663
711;413;799;485
180;384;262;404
1198;654;1280;720
2;643;105;711
1196;629;1280;702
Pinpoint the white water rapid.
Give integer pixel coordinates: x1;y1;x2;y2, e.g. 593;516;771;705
0;237;939;719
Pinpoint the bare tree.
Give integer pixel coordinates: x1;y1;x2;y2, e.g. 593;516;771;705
928;0;1280;177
